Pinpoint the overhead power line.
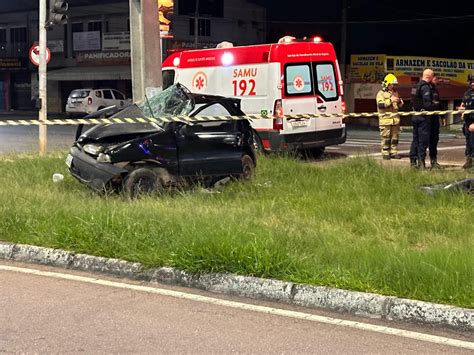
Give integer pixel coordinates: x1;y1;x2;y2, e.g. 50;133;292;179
269;14;474;25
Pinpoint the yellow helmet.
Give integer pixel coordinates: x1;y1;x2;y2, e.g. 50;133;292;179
383;73;398;88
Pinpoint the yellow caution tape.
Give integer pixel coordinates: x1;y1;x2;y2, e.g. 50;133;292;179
0;110;473;126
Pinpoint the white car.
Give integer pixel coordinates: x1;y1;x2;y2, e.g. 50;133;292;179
66;88;131;116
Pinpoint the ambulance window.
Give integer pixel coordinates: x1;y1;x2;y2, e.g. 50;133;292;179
284;64;313;96
162;69;175;90
313;63;338;100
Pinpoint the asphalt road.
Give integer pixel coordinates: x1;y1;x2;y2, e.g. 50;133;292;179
1;261;472;353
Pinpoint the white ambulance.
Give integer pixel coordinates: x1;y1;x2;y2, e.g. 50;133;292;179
161;36;346;153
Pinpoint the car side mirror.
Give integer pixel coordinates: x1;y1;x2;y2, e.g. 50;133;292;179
180;125;197;138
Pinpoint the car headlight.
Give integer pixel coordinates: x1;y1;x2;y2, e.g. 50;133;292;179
83;144;103;156
97;153;111;163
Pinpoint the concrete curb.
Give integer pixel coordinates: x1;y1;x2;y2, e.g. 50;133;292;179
0;242;472;331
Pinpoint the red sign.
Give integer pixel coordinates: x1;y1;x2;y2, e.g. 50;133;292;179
29;45;51;66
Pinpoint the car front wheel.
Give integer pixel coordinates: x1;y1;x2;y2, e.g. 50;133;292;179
123;167;165;198
240;154;255;181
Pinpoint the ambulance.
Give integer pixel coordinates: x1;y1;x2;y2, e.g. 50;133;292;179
161;36;346;152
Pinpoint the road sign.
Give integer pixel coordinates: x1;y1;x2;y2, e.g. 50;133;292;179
29;45;51;66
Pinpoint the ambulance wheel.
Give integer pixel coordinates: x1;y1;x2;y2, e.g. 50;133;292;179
303;147;325;159
240;154;255;181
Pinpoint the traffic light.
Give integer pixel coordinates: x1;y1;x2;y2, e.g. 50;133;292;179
48;1;68;27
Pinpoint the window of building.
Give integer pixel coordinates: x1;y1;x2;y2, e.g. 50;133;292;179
10;27;27;56
189;19;211;37
72;22;83;33
0;28;6;57
88;21;102;33
179;0;223;17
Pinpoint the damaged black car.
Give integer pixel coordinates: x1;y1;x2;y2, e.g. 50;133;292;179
66;84;256;196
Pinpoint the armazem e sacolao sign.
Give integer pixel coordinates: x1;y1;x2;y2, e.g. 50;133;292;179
351;54;474;85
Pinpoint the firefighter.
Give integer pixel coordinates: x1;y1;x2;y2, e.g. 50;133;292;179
428;76;442;169
376;73;403;160
410;69;436;169
459;75;474;169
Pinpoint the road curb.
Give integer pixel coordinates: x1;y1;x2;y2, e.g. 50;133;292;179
0;241;472;331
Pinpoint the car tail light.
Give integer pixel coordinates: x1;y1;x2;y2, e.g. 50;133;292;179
273;99;284;131
87;97;92;105
341;99;346;113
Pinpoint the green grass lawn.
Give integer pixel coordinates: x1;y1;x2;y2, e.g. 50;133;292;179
0;153;472;308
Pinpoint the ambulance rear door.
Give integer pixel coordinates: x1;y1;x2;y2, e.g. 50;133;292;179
282;60;342;133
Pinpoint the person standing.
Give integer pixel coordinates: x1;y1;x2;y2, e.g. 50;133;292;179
428;76;442;169
459;76;474;169
376;73;403;160
410;69;436;169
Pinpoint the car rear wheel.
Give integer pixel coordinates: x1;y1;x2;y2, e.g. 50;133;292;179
240;154;255;180
123;167;166;198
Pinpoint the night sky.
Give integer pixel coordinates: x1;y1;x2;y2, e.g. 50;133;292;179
251;0;474;62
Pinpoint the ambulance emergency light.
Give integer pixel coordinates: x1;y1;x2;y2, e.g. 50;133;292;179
278;36;296;44
221;52;234;66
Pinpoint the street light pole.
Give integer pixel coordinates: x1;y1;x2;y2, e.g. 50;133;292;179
129;0;163;102
340;0;347;81
194;0;199;48
39;0;48;155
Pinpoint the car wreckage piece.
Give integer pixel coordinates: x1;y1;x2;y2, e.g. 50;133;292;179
420;178;474;195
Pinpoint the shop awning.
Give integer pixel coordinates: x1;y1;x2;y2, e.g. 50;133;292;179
47;65;131;81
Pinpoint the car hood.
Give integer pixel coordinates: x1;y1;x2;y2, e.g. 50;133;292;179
79;123;162;142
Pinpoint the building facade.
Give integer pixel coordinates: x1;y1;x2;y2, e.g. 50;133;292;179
347;54;474;126
0;0;266;112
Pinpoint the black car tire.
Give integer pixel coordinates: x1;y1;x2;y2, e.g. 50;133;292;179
123;167;165;198
240;154;255;180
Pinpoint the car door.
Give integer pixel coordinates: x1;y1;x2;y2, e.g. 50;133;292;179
176;103;243;176
112;90;126;108
102;89;116;108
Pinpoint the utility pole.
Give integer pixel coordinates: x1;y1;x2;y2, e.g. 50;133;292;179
129;0;163;102
38;0;48;155
340;0;347;81
194;0;199;48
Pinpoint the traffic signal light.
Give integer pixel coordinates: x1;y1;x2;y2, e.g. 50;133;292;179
48;1;68;27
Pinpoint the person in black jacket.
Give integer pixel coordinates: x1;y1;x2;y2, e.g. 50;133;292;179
459;76;474;170
428;76;442;169
410;69;437;169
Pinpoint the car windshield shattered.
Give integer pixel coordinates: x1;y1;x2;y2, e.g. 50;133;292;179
137;83;195;118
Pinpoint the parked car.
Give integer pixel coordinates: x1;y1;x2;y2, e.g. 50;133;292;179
66;84;256;197
66;88;131;116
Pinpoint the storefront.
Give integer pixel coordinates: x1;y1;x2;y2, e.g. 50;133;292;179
348;54;474;126
47;50;132;112
0;58;31;111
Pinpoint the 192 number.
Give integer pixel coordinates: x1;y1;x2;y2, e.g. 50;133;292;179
320;81;334;92
233;79;256;96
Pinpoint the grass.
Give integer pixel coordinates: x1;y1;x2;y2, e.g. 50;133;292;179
0;153;473;308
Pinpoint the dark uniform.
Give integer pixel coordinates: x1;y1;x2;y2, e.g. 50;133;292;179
410;80;437;168
428;83;441;168
461;86;474;169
